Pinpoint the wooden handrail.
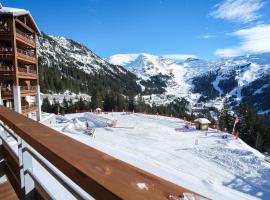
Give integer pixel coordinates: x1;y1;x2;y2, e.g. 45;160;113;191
0;66;14;72
17;48;36;58
21;103;37;111
0;106;206;200
20;86;37;91
0;47;13;53
16;29;35;42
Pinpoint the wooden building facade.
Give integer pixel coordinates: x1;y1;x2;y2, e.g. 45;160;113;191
0;6;41;120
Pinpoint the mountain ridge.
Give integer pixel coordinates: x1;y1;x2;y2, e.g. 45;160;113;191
108;53;270;116
36;33;270;117
38;33;141;97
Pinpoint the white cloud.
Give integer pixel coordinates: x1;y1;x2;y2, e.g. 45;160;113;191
200;34;216;39
215;24;270;57
210;0;264;23
162;54;198;60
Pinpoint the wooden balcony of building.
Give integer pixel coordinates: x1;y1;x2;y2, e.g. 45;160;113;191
0;18;12;36
0;66;15;78
0;180;19;200
0;106;208;200
0;47;13;60
20;86;37;96
21;103;38;115
16;48;36;64
18;67;37;79
16;29;36;48
0;87;13;100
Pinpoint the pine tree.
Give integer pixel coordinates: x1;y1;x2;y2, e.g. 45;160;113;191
218;99;234;132
61;97;69;114
236;104;270;151
128;96;135;111
41;97;51;112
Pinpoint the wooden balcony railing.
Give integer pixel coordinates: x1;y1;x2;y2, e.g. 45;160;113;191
21;103;38;114
0;66;15;75
0;47;13;56
0;66;14;72
21;103;37;111
16;29;35;46
18;67;27;73
20;86;37;94
1;87;13;98
18;67;37;76
17;48;36;63
0;106;207;200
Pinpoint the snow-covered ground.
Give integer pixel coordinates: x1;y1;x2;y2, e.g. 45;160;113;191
1;112;270;200
108;53;270;114
50;112;270;200
41;91;91;104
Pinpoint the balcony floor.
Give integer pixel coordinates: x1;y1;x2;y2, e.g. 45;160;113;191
0;180;19;200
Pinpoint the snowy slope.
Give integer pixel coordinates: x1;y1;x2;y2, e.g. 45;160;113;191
38;32;270;114
108;53;270;114
37;33;140;96
2;112;269;199
108;53;203;104
108;53;181;78
47;112;270;200
38;34;127;75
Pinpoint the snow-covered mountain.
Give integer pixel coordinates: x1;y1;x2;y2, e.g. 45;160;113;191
39;35;128;75
108;53;270;115
37;33;140;95
108;53;201;104
37;32;270;116
108;53;177;78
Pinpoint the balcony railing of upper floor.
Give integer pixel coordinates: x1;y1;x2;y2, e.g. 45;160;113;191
0;106;208;200
17;48;36;63
18;67;37;77
0;19;11;34
0;66;15;75
20;85;37;94
0;47;13;56
21;103;38;114
0;87;13;98
16;29;36;47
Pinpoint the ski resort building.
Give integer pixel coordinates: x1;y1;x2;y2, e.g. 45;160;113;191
194;118;211;130
0;6;41;120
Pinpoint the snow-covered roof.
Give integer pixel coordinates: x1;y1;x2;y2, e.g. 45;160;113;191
0;6;29;16
0;6;41;35
194;118;211;124
95;108;102;111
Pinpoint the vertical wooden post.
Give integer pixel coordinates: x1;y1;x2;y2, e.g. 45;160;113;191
35;33;39;85
0;86;3;105
18;137;35;200
13;85;21;113
36;85;41;121
11;18;19;86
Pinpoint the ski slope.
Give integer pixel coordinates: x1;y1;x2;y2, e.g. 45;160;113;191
48;112;270;200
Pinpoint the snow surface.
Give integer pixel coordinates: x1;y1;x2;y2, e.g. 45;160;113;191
108;53;204;105
2;112;270;200
48;112;270;200
41;92;91;104
194;118;211;124
38;35;126;76
107;53;270;112
0;7;29;15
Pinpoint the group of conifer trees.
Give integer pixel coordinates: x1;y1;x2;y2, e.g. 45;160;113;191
42;95;192;119
218;100;270;152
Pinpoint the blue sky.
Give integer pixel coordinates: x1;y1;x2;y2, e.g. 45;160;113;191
2;0;270;59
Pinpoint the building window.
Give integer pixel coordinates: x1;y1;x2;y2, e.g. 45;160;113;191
0;19;10;32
